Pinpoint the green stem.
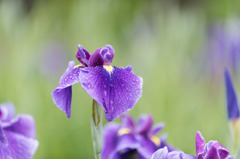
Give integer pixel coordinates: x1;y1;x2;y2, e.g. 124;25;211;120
91;100;103;159
231;119;240;156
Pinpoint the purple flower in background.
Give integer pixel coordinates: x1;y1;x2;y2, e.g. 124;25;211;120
0;103;38;159
203;20;240;79
224;69;240;120
151;131;232;159
101;114;173;159
151;147;196;159
52;44;143;122
195;131;232;159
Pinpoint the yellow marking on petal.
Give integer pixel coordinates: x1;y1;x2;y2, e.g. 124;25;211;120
103;65;114;74
74;64;84;69
151;136;161;147
117;128;131;136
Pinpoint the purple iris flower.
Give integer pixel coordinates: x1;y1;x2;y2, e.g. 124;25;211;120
0;103;38;159
52;44;143;122
224;69;240;120
101;114;174;159
151;131;232;159
195;131;232;159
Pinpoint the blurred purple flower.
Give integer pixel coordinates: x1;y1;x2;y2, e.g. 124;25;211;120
101;114;173;159
151;131;232;159
204;20;240;79
224;69;240;120
52;44;143;122
39;41;70;81
0;103;38;159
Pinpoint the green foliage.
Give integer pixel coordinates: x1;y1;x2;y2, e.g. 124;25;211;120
0;0;238;158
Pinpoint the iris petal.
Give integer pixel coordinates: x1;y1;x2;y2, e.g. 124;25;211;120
137;115;153;135
101;123;121;159
151;147;168;159
0;103;15;122
195;131;206;156
4;115;36;139
149;123;165;137
120;114;135;130
52;61;83;118
79;66;143;121
224;69;240;120
0;130;38;159
0;126;7;146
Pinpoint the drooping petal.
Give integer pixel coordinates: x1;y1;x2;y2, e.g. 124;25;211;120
0;130;38;159
3;115;36;139
224;69;240;120
195;131;206;156
101;123;121;159
52;61;83;118
79;66;143;121
137;115;153;135
0;103;16;122
120;114;135;130
75;45;90;66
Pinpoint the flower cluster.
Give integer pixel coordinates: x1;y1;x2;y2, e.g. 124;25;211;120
102;114;173;159
0;103;38;159
50;44;237;159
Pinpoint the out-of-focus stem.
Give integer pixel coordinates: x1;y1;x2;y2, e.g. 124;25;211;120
230;119;240;156
91;100;103;159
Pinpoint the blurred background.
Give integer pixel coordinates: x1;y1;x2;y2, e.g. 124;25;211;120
0;0;240;158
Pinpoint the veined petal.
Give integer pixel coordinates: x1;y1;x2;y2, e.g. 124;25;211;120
224;70;240;120
79;66;143;122
0;130;38;159
52;61;83;118
3;115;36;139
0;103;15;122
